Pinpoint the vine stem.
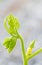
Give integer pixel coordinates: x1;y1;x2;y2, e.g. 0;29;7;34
18;34;28;65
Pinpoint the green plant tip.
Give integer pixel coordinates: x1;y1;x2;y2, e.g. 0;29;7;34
4;14;20;35
29;40;35;48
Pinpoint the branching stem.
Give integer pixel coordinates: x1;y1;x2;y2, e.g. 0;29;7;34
27;48;42;60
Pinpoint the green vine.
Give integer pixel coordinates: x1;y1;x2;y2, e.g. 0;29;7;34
3;14;42;65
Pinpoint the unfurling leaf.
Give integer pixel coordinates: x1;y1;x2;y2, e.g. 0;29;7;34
4;14;20;35
3;37;17;53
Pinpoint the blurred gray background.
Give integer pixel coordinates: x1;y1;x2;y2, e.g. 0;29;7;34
0;0;42;65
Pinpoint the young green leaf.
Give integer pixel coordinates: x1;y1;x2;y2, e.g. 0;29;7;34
3;37;17;53
4;14;20;35
8;37;17;53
